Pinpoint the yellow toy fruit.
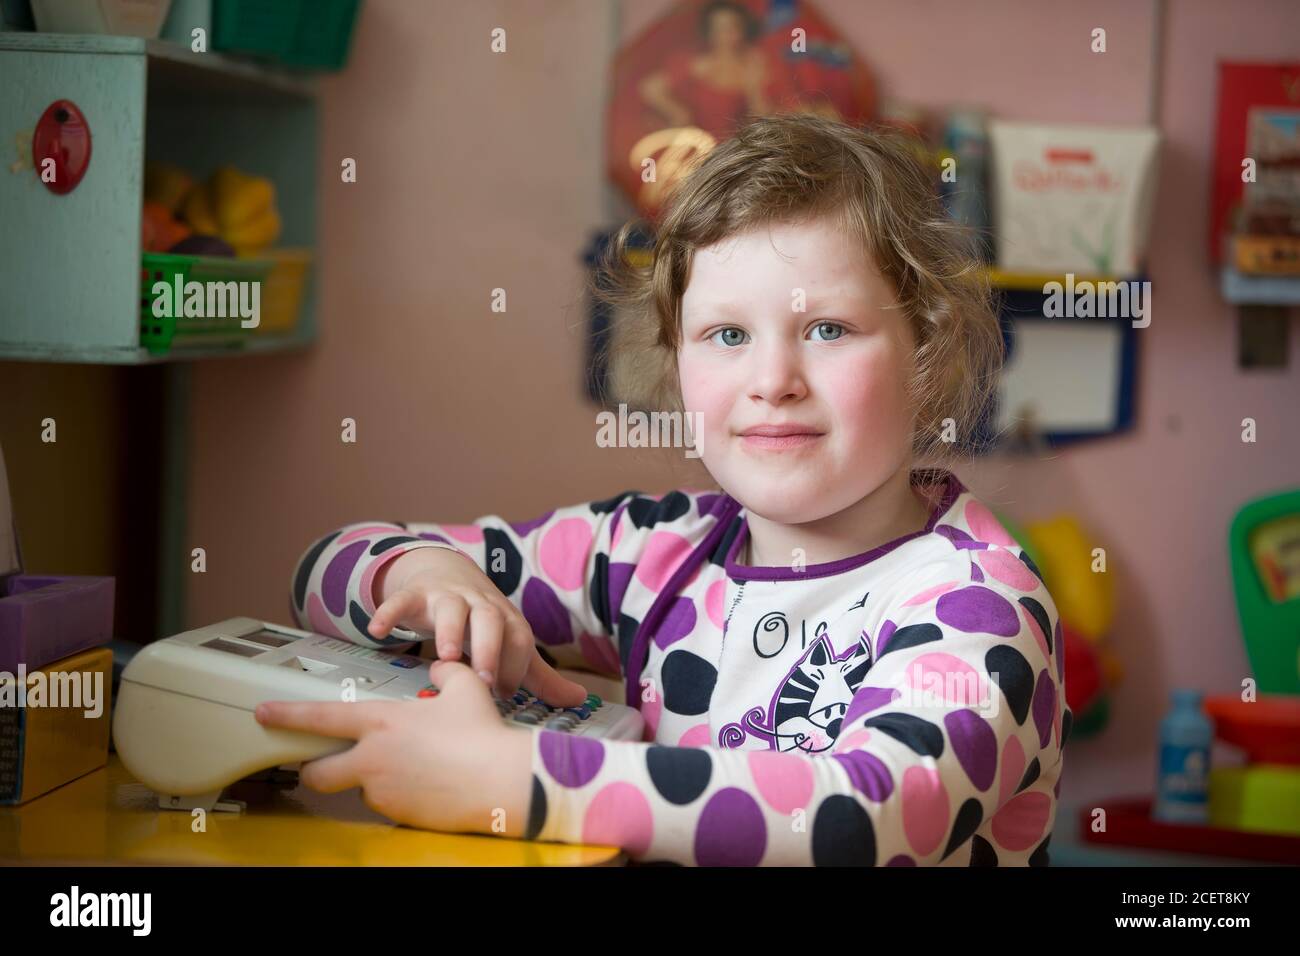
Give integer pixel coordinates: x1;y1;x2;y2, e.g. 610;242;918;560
1024;515;1114;642
144;162;195;214
181;185;220;236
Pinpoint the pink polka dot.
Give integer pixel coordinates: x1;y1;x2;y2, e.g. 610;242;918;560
306;592;345;639
1018;604;1051;662
582;782;654;856
998;733;1026;806
440;524;485;544
901;765;950;857
991;790;1051;851
748;751;814;815
705;579;726;629
902;653;988;709
964;500;1017;547
539;518;592;590
902;581;961;606
635;532;693;592
578;633;621;676
610;514;624;552
836;728;872;750
976;549;1040;592
678;723;711;747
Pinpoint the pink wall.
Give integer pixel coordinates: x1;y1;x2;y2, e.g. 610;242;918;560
187;0;1300;807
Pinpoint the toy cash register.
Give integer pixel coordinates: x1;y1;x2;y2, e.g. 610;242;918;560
112;617;644;812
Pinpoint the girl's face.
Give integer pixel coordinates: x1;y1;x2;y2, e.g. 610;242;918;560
677;217;918;524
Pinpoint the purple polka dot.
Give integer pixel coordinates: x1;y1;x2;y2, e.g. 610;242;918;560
970;563;985;583
886;854;917;866
539;730;604;788
844;686;900;727
875;619;897;656
1032;669;1055;748
936;586;1019;636
655;597;697;649
511;511;554;537
608;563;635;621
697;493;722;516
695;788;767;866
522;577;570;645
418;533;452;544
832;750;894;802
945;709;997;791
322;540;369;616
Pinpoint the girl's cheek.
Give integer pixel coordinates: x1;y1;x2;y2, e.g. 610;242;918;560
678;353;732;431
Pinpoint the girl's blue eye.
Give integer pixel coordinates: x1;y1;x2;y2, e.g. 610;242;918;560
710;327;748;347
810;322;845;342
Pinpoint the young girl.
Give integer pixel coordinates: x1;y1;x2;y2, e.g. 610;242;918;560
257;113;1070;866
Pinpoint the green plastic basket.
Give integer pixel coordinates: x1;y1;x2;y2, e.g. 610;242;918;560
140;252;272;355
213;0;361;70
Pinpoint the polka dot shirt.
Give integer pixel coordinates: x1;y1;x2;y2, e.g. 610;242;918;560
289;468;1070;866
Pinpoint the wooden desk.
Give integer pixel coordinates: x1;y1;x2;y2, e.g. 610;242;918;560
0;755;624;866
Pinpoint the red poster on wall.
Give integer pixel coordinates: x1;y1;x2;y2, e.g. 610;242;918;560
607;0;875;219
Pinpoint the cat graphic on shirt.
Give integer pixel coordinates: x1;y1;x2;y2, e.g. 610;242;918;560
721;624;874;753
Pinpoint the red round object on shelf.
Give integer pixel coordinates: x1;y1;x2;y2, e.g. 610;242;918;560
33;99;92;195
1204;693;1300;765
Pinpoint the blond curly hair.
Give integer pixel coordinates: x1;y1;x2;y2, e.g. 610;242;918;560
590;112;1004;467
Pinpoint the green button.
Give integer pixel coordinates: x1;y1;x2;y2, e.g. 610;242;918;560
586;694;602;708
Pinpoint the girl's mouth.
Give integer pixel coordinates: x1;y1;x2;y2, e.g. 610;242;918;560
739;433;822;451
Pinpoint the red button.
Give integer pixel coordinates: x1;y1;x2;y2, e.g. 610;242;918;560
417;688;438;698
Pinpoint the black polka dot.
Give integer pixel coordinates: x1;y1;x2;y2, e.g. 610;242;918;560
1060;707;1074;748
878;622;943;659
617;613;640;673
348;600;372;636
627;491;691;528
646;746;712;804
986;645;1034;724
1018;549;1044;583
1018;596;1053;653
369;535;421;556
942;798;984;861
661;650;717;716
812;795;875;866
860;712;944;758
709;515;743;567
482;527;522;597
968;834;999;866
1029;833;1052;866
590;490;640;515
524;775;547;840
293;530;340;609
1017;757;1041;793
589;553;612;631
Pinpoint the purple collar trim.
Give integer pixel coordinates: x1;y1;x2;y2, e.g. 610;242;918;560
722;469;966;582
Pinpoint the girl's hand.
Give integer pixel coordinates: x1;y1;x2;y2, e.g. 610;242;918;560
255;660;534;836
370;548;588;708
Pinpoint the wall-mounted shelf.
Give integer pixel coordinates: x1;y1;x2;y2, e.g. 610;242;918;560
0;32;319;364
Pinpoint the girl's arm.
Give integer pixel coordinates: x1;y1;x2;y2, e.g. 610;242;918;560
523;548;1070;866
287;491;717;676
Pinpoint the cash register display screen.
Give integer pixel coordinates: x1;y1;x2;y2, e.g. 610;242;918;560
242;629;295;648
202;637;264;658
1250;515;1300;603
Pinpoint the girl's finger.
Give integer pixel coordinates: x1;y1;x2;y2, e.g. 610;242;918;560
466;601;505;692
495;609;533;699
431;593;469;661
298;745;365;794
254;699;386;739
369;588;424;638
521;648;591;709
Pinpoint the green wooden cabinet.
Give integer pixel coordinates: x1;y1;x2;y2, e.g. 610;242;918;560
0;33;318;363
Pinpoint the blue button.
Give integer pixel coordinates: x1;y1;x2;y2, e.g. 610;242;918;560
389;656;420;668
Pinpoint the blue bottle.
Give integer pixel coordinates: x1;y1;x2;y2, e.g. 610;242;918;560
1153;689;1212;824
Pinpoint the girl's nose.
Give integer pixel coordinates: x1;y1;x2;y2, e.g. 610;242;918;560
748;343;808;403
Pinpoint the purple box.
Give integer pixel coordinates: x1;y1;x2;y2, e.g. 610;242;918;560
0;574;115;672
